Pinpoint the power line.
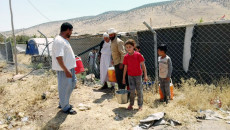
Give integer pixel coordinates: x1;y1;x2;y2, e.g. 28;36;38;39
27;0;51;21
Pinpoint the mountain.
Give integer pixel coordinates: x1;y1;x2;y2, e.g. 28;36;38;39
6;0;230;37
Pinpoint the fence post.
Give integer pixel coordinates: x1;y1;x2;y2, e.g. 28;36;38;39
0;33;8;62
9;0;18;74
37;30;51;68
143;21;158;93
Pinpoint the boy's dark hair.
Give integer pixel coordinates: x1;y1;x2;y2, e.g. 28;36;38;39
158;44;167;53
125;39;136;47
61;22;73;32
136;45;140;50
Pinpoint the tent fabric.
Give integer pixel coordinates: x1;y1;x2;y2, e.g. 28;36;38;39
26;38;54;56
183;25;194;73
16;44;27;53
26;40;39;55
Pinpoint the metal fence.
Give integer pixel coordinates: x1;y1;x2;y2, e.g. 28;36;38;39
0;42;13;62
139;21;230;84
69;21;230;84
69;34;138;76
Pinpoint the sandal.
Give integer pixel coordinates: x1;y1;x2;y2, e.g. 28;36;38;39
127;105;133;110
63;108;77;115
58;104;74;109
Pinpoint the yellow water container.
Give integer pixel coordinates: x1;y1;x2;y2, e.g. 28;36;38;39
108;67;116;82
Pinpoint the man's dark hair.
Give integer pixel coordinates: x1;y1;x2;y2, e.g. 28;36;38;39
136;45;140;50
61;22;73;32
157;44;167;53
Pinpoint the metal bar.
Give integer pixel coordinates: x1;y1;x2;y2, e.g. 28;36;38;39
143;21;158;93
143;21;156;34
141;20;230;32
37;30;51;68
77;43;101;56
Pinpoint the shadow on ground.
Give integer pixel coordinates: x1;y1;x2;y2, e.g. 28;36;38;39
92;90;114;104
153;99;162;108
112;107;138;121
42;110;68;130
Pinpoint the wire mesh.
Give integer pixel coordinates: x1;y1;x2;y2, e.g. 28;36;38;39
139;21;230;84
69;34;138;77
58;21;230;84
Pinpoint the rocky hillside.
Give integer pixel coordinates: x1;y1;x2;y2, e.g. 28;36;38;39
8;0;230;36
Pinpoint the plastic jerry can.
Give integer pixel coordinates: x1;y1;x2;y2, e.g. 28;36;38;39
159;79;174;100
75;57;85;74
108;67;116;82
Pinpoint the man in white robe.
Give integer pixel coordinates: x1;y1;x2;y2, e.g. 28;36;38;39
99;32;115;90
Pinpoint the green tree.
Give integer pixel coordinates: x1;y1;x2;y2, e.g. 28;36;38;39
32;34;37;38
16;35;30;44
0;35;4;43
6;35;30;44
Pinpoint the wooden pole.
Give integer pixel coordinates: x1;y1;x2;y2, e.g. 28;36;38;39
9;0;18;74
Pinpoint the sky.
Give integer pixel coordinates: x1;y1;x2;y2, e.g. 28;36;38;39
0;0;171;32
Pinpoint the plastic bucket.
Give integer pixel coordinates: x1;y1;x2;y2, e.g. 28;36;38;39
108;67;116;82
75;57;85;74
115;89;129;104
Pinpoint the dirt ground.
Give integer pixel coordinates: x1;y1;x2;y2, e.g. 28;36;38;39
0;55;230;130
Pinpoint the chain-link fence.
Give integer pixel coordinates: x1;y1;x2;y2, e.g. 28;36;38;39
69;34;138;77
69;21;230;84
139;21;230;84
0;42;13;62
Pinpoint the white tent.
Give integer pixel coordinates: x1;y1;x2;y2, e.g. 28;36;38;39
16;44;27;53
28;38;54;56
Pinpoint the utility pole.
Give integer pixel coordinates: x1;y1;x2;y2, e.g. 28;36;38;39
9;0;18;74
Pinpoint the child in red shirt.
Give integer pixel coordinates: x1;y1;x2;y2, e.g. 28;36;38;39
122;39;148;111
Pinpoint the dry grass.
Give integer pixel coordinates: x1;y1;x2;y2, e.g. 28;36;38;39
17;54;31;66
0;61;7;68
177;78;230;111
0;54;57;121
0;70;58;120
140;78;230;124
17;54;33;74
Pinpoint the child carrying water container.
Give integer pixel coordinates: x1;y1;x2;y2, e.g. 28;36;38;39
122;39;148;111
158;44;173;104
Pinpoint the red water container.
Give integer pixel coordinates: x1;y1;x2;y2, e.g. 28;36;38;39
75;57;85;74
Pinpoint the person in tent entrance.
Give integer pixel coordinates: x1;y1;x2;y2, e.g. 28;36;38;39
158;44;173;104
88;48;99;77
52;22;77;115
122;39;148;111
108;28;129;90
98;32;115;90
